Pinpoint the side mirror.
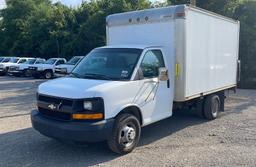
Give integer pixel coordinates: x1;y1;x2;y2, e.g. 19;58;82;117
159;67;168;81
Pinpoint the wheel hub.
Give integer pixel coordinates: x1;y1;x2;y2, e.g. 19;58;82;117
120;125;136;147
46;72;51;79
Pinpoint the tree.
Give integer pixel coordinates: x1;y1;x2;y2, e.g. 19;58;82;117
233;1;256;88
0;0;38;56
70;0;151;56
168;0;240;16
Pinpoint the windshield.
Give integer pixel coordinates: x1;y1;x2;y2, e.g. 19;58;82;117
2;58;10;63
71;48;142;80
11;58;19;63
35;59;45;64
22;59;36;64
0;58;4;62
45;58;57;65
18;59;27;64
66;57;82;65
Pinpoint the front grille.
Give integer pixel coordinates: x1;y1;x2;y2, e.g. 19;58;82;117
55;68;67;74
38;107;71;121
9;66;18;71
38;94;73;106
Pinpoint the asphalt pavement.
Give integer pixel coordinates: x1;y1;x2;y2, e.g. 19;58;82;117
0;76;256;167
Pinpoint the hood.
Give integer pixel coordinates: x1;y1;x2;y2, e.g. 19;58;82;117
30;64;54;69
19;64;30;69
9;64;19;67
0;62;17;67
38;77;123;99
56;64;73;68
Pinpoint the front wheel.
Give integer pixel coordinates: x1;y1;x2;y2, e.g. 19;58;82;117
44;71;53;79
107;113;141;154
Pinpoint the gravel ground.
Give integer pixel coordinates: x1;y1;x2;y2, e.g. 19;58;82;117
0;76;256;167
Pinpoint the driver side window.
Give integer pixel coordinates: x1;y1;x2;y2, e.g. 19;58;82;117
140;50;165;78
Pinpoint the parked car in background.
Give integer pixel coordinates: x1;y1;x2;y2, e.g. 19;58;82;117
8;58;46;77
0;57;20;75
54;56;83;77
28;58;66;79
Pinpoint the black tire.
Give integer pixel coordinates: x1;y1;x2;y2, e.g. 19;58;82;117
24;69;30;77
44;70;53;79
107;113;141;154
203;94;220;120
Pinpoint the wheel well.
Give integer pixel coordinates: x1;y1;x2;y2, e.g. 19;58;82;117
117;106;143;125
44;69;53;73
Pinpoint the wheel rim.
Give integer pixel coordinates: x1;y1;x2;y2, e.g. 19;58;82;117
45;72;52;79
212;98;219;117
119;123;136;148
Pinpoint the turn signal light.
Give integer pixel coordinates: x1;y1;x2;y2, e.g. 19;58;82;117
72;113;103;120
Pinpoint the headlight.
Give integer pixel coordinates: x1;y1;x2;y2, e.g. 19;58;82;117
72;98;104;120
83;101;93;110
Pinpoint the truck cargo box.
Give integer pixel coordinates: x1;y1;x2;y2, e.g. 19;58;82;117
106;5;240;102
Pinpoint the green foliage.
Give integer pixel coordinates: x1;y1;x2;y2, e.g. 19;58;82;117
0;0;255;88
233;1;256;88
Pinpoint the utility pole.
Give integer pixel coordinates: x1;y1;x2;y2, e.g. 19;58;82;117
190;0;196;6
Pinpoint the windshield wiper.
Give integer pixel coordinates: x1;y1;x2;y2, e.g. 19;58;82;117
82;73;113;80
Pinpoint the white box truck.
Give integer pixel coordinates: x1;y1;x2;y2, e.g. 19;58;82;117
31;5;240;154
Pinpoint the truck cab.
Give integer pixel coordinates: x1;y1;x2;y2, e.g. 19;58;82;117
32;45;172;153
28;58;66;79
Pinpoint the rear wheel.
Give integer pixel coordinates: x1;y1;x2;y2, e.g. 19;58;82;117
107;113;141;154
203;94;220;120
44;71;53;79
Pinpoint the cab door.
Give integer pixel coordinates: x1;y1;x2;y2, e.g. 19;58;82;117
134;49;173;126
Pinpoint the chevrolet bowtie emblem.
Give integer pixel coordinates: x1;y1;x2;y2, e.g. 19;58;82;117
48;104;56;110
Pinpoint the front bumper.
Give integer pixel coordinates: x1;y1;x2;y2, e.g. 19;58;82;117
31;110;114;142
8;70;23;76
